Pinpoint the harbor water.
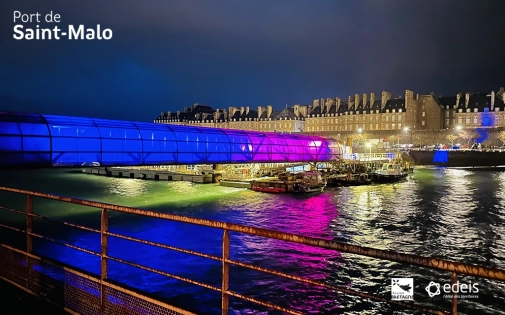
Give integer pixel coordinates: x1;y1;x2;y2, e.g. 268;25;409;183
0;167;504;314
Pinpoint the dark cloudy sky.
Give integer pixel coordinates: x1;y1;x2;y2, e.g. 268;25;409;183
1;0;504;122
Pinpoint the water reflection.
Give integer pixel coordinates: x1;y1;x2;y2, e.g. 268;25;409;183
437;169;479;258
0;168;505;314
493;173;505;267
107;177;150;197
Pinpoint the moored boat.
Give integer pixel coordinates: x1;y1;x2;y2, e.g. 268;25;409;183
372;163;408;183
251;171;326;193
251;179;287;193
326;173;372;187
290;171;327;193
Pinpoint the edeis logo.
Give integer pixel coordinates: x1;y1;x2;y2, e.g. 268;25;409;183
425;280;479;299
391;278;414;301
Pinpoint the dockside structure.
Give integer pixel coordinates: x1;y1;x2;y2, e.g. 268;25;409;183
0;111;340;168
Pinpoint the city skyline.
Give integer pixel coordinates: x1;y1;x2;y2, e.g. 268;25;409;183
1;1;505;122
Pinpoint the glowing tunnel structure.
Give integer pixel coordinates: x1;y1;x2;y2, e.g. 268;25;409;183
0;112;341;168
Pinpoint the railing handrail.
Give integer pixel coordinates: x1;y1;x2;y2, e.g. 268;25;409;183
1;185;505;315
0;185;503;281
342;153;397;161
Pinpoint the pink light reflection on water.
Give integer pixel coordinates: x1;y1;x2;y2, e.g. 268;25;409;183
233;192;345;313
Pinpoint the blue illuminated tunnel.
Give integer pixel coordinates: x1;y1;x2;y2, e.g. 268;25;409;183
0;112;341;168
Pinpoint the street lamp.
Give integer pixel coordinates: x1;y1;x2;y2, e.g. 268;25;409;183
454;125;461;149
358;128;362;133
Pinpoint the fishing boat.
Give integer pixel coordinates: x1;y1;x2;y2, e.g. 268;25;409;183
251;171;326;193
372;163;408;183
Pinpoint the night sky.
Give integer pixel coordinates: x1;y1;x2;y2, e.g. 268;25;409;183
1;0;504;122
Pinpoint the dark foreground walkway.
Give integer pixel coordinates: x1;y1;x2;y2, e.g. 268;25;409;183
0;281;67;315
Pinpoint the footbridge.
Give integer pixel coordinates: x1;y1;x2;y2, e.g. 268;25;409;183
0;112;341;168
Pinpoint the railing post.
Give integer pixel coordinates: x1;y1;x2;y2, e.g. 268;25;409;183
451;272;458;315
26;195;33;291
222;229;230;315
101;209;109;313
26;195;33;253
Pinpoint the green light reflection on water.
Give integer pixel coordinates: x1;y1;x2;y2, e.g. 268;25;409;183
0;169;247;222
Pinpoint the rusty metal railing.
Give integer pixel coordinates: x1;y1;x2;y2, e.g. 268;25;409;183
0;186;505;315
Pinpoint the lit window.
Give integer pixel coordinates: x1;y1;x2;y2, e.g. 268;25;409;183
422;121;425;126
422;112;426;117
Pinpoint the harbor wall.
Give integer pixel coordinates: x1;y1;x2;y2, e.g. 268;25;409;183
82;167;214;183
407;150;505;167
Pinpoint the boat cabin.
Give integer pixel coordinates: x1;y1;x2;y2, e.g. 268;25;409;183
251;180;287;193
375;163;404;175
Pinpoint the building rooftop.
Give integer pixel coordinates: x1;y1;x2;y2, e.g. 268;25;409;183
154;87;505;122
382;99;405;113
275;107;297;119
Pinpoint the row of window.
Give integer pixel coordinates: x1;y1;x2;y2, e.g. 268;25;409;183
309;109;404;117
191;122;297;130
456;115;500;125
305;115;404;125
443;113;504;125
444;107;503;113
159;109;410;124
306;123;405;132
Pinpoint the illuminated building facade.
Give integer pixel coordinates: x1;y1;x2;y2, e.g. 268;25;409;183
154;88;505;134
155;103;308;133
438;88;505;129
